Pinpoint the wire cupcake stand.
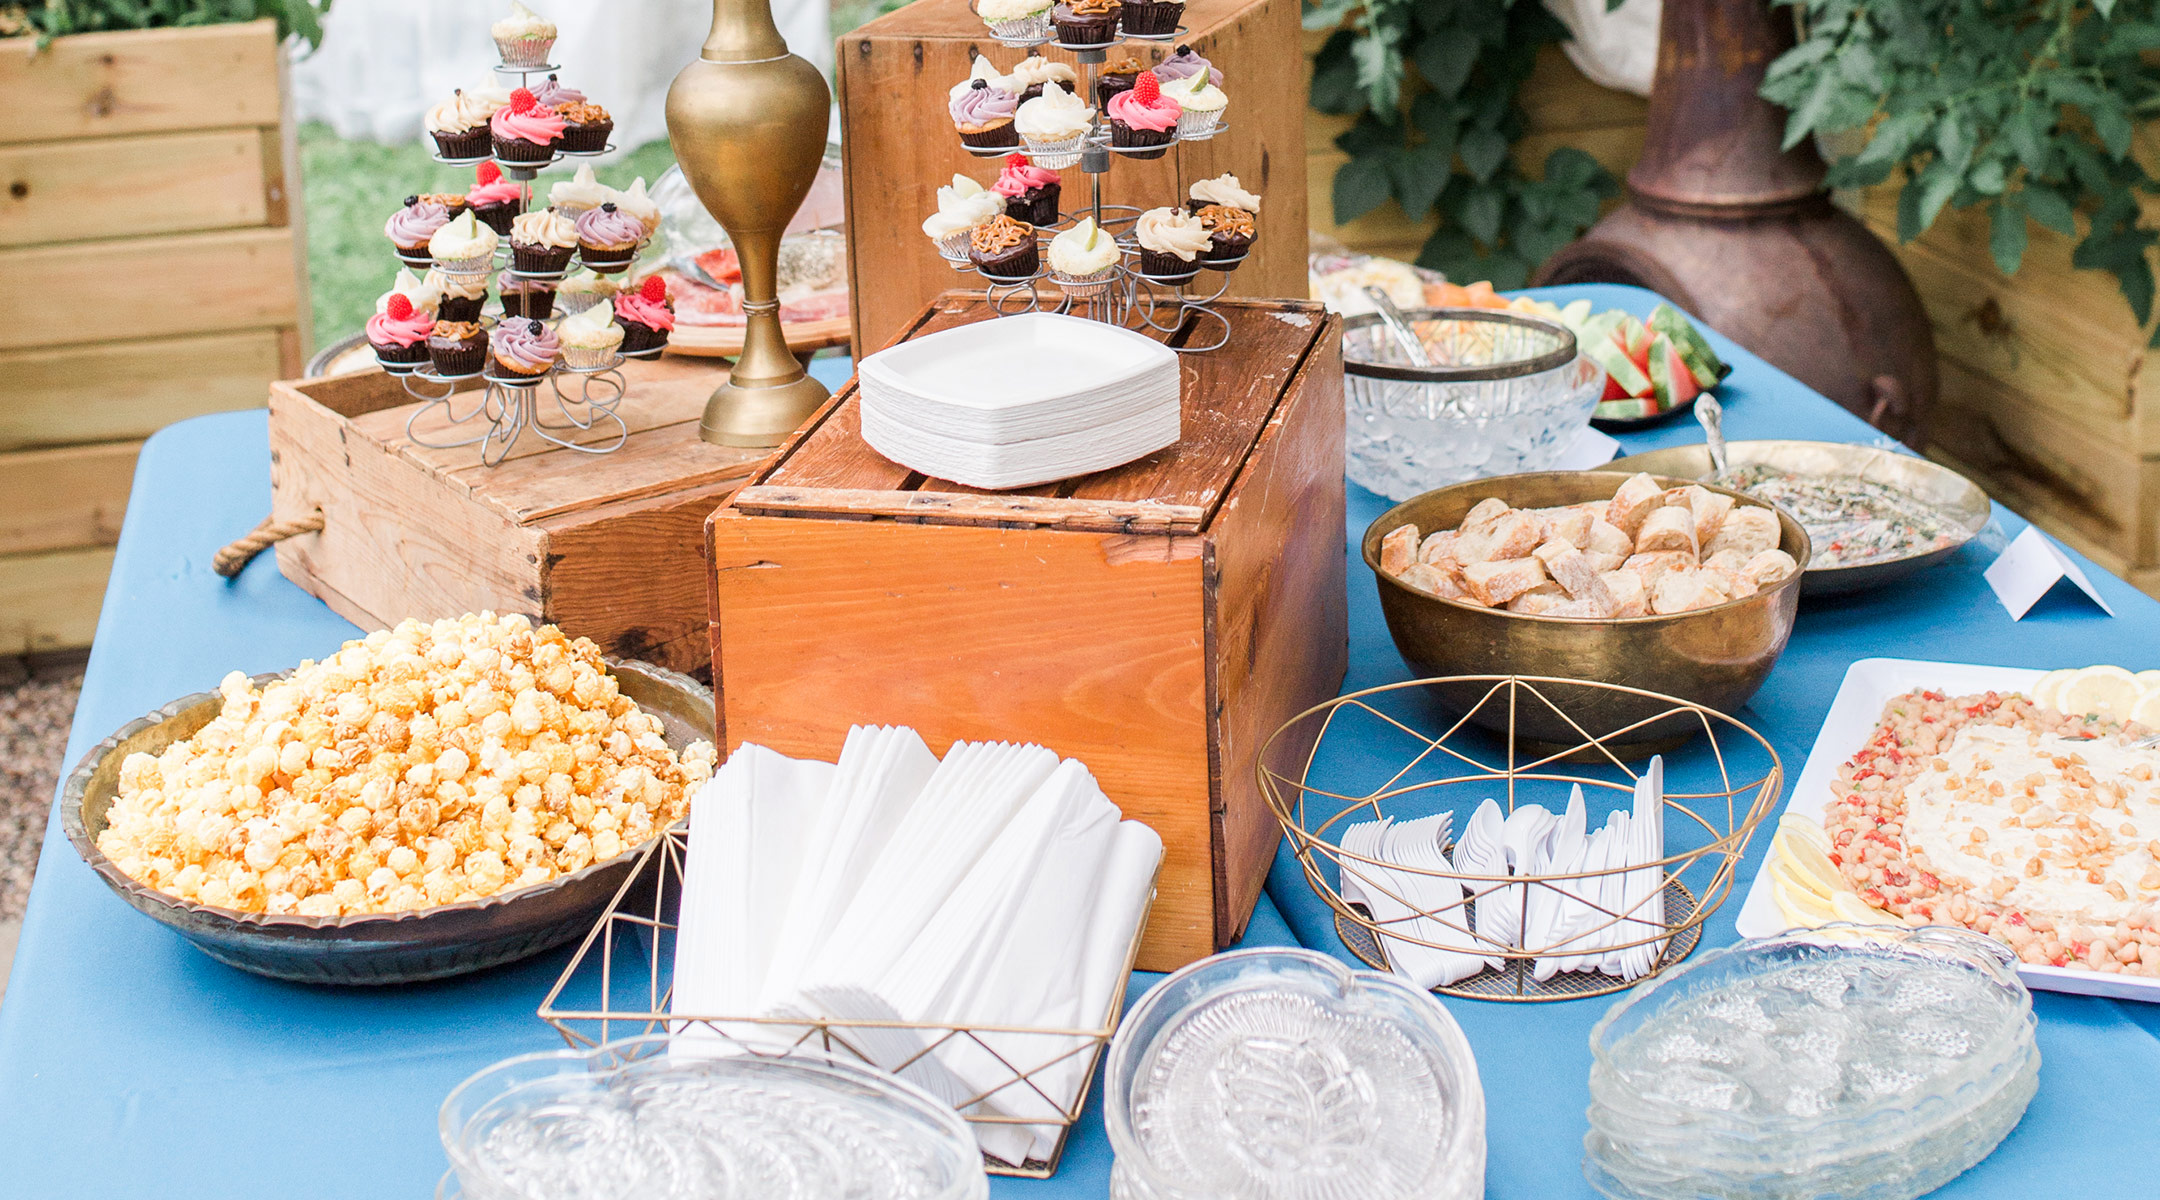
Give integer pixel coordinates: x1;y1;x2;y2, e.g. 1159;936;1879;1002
1259;676;1783;1001
948;9;1244;352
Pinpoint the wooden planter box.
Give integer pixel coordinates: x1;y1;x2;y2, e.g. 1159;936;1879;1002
0;19;309;653
266;359;762;677
836;0;1310;354
707;293;1346;971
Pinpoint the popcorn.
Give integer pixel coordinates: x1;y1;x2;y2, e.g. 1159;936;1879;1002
97;612;716;917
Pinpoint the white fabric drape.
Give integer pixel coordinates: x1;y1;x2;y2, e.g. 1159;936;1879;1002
292;0;835;151
1544;0;1659;98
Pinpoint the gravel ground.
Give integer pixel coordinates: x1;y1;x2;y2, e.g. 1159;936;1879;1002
0;654;87;926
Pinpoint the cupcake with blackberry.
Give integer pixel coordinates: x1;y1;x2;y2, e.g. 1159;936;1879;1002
558;303;625;369
549;163;610;217
489;317;562;379
366;291;437;372
968;213;1039;280
529;74;584;108
949;78;1021;150
1133;205;1209;279
509;207;579;274
466;162;524;235
1052;0;1121;46
1097;56;1143;107
1014;81;1091;168
424;87;499;160
384;195;452;268
612;276;676;356
1004;55;1077;102
574;202;645;272
1165;68;1226;140
992;154;1061;226
429;210;499;274
428;319;488;376
1119;0;1182;36
1105;71;1180;160
491;1;558;68
1151;43;1223;87
920;173;1003;261
499;272;557;319
1048;217;1120;292
555;267;621;315
975;0;1054;44
427;268;490;323
949;54;1010;101
490;87;565;164
556;101;614;154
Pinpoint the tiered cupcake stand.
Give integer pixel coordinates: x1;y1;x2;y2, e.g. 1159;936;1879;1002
376;53;646;465
952;10;1243;353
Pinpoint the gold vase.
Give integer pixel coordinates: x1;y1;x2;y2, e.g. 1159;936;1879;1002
666;0;833;447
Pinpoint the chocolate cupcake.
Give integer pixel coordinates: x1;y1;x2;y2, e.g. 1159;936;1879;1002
1052;0;1121;46
993;154;1061;227
466;162;524;236
428;268;489;324
1097;56;1143;108
508;208;578;274
427;320;487;376
499;274;557;319
968;214;1039;280
612;276;676;355
1120;0;1182;35
489;88;565;164
1105;72;1180;161
556;101;615;154
1195;203;1254;269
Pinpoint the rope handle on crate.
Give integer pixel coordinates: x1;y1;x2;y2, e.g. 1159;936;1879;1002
213;509;325;578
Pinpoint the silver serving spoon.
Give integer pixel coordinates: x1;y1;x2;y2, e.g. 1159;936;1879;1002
1365;286;1434;369
1694;392;1730;481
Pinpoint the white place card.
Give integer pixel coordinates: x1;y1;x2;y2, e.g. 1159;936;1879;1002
1555;425;1621;471
1983;525;2113;619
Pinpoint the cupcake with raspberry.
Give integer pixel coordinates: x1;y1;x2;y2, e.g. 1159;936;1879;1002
950;78;1020;150
556;101;614;154
509;207;579;274
1004;55;1077;103
491;1;558;68
428;319;488;376
1052;0;1120;46
992;154;1061;227
429;210;499;274
558;303;625;369
367;292;436;372
968;213;1039;280
427;268;490;323
424;87;501;160
612;276;675;356
490;87;565;164
574;202;645;272
1097;56;1143;108
465;162;524;235
489;316;562;379
1106;71;1180;160
384;196;452;268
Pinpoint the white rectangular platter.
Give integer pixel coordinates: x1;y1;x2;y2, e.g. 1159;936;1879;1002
1734;656;2160;1002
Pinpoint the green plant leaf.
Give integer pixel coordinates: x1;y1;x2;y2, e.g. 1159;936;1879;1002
1310;30;1368;115
2023;186;2078;236
1459;127;1509;183
1456;185;1505;243
1301;0;1360;32
1332;154;1396;225
1989;199;2029;275
1415;33;1480;97
1391;145;1454;223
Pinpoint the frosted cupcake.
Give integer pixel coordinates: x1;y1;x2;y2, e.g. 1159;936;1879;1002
555;267;622;315
509;208;579;274
1189;173;1260;220
466;161;524;234
492;1;558;68
549;163;610;217
1004;54;1077;102
920;173;1003;262
490;87;564;164
1048;217;1120;292
1105;72;1179;160
1014;81;1091;169
1166;69;1226;140
992;154;1061;226
976;0;1054;44
376;267;444;320
367;289;436;372
384;195;452;267
613;276;676;355
1151;43;1223;88
608;178;662;238
489;317;562;379
1133;205;1209;279
426;267;490;323
424;87;499;160
428;210;498;275
949;54;1012;100
574;202;645;272
950;79;1021;150
529;74;584;108
558;303;626;369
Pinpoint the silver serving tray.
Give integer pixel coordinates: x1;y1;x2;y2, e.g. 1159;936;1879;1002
61;658;714;985
1607;440;1992;595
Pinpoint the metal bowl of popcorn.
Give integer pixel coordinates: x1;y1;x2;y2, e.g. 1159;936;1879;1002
61;636;716;986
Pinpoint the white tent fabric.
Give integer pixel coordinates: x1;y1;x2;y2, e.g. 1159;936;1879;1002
291;0;835;151
1544;0;1659;98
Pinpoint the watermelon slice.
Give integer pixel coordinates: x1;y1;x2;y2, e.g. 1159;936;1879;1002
1612;314;1653;377
1648;332;1703;410
1648;303;1726;389
1580;314;1654;398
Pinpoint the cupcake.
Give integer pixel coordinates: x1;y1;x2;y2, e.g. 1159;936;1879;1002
574;202;645;272
492;1;558;68
1189;173;1260;221
556;101;614;154
1052;0;1120;46
1097;56;1143;108
489;316;561;378
558;303;625;369
949;54;1011;101
992;154;1061;227
384;196;452;267
1003;55;1076;103
367;293;435;371
1133;205;1209;279
612;276;676;355
466;162;525;235
968;213;1039;280
1106;71;1180;160
976;0;1054;43
1165;68;1226;140
528;74;584;108
427;268;490;323
549;163;610;217
950;78;1021;150
1193;203;1254;269
428;320;488;376
509;207;579;274
608;178;662;238
490;87;565;164
920;173;1003;262
1014;81;1092;169
498;273;557;319
428;210;499;274
1120;0;1182;36
1048;217;1120;291
424;88;497;160
555;267;622;315
1151;43;1223;88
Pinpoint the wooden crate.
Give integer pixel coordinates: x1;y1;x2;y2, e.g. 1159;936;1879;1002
266;360;763;677
0;19;309;653
707;293;1346;970
836;0;1310;354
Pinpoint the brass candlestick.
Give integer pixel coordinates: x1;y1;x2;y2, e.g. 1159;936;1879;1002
666;0;833;447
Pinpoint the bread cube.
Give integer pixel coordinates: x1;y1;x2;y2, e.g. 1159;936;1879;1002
1688;487;1735;547
1606;472;1665;538
1419;530;1461;569
1549;507;1594;549
1650;567;1733;615
1634;505;1698;556
1622;551;1695;588
1482;511;1548;562
1598;569;1648;618
1585;518;1634;561
1463;557;1549;607
1506;582;1570;614
1742;548;1800;587
1380;523;1420;575
1702;548;1750;574
1461;497;1511;532
1705;505;1779;558
1542;543;1604;600
1399;562;1469;600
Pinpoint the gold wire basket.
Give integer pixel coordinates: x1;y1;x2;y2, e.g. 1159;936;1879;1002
537;827;1152;1179
1260;675;1782;1002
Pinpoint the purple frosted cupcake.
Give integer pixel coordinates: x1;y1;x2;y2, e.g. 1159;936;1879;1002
489;317;562;378
573;202;646;273
384;196;452;267
950;79;1021;150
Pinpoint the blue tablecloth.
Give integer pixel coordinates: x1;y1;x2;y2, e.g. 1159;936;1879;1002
3;285;2156;1198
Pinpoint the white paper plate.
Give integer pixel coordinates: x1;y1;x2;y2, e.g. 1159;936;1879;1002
860;311;1179;414
861;396;1179;491
1734;656;2160;1002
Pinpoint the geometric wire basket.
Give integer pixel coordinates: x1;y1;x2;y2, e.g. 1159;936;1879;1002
1260;675;1782;1002
536;827;1153;1179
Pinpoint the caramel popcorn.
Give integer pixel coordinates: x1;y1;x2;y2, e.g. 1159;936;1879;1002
97;613;716;918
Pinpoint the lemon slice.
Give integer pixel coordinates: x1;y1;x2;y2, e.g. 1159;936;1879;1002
1773;830;1846;897
2031;668;2076;712
1831;890;1899;925
2130;687;2160;731
2059;665;2143;721
1774;877;1839;928
2137;670;2160;691
1777;812;1830;852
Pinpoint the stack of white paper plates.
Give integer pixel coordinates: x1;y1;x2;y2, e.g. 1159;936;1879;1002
858;312;1181;490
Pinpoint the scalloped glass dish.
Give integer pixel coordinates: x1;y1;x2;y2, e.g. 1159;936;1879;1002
1105;948;1485;1200
1582;926;2037;1200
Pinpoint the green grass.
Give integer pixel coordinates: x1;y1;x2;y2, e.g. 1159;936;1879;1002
299;124;678;344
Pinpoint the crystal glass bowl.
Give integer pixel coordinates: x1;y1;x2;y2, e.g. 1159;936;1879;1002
439;1036;990;1200
1342;308;1602;502
1582;926;2038;1200
1105;948;1485;1200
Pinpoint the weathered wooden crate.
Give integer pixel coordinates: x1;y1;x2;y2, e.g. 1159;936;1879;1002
0;19;309;653
267;359;762;677
836;0;1310;354
707;293;1346;971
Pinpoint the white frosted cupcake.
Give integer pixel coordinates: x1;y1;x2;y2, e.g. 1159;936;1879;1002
555;267;621;315
608;177;662;238
549;163;610;217
921;174;1003;261
1133;205;1209;279
428;210;499;275
1048;217;1121;291
1014;81;1092;169
1167;70;1227;140
492;1;558;67
977;0;1053;44
558;303;626;369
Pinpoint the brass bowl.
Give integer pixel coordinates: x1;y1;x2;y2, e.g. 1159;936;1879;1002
61;659;713;985
1361;471;1810;757
1608;440;1990;595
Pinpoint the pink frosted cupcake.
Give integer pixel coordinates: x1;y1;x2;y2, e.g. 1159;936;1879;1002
490;88;564;164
